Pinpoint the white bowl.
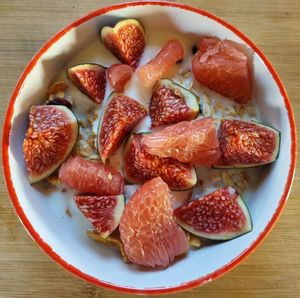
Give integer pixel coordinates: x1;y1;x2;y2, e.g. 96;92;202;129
2;1;296;294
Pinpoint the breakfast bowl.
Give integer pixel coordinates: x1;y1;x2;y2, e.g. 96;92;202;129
2;1;296;294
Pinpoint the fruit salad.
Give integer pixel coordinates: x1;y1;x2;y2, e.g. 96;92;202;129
22;19;280;268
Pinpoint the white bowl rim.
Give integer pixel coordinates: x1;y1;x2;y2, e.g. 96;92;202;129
2;1;297;295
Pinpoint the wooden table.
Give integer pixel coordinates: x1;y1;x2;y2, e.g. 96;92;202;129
0;1;299;297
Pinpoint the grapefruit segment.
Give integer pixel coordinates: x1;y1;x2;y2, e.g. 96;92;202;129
192;37;251;103
119;177;189;267
142;118;220;166
58;155;124;195
23;105;78;184
124;134;197;190
107;64;133;92
137;39;184;88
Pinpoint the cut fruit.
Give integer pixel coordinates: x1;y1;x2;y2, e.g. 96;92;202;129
137;39;184;88
107;64;133;92
174;187;252;240
142;118;220;166
119;177;189;267
149;79;199;127
23;105;78;184
215;119;280;168
124;134;197;191
67;63;106;104
74;194;124;238
98;93;147;161
192;37;251;103
101;19;145;68
58;155;124;195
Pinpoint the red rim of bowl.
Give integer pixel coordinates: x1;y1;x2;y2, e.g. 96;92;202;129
2;1;297;295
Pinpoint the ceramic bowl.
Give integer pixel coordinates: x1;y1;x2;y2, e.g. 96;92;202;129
2;1;296;294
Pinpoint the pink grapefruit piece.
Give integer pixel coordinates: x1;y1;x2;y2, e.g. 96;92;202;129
119;177;189;267
58;155;124;195
137;39;184;88
107;64;133;92
192;37;251;103
142;118;220;166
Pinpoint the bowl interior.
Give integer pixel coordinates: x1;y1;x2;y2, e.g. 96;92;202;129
6;3;293;292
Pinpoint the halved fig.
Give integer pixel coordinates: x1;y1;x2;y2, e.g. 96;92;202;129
98;93;147;161
74;194;124;238
174;187;252;240
23;105;78;184
215;119;280;168
124;134;197;191
67;63;106;104
59;155;124;195
150;79;199;127
107;63;133;92
101;19;145;68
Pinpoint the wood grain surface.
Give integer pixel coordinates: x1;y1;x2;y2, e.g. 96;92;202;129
0;1;299;297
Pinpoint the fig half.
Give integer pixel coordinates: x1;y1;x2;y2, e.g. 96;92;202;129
67;63;106;104
97;92;147;161
23;105;78;184
101;19;145;68
175;187;252;240
75;194;125;238
150;79;199;127
215;119;280;168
